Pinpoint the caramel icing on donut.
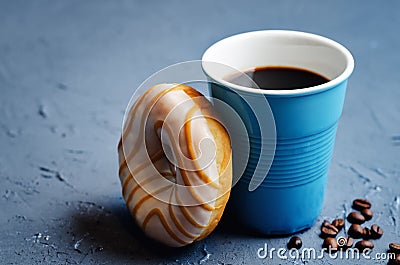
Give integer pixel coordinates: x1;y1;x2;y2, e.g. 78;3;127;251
118;83;232;247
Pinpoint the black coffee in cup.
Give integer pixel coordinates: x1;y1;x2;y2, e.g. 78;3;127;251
225;66;329;90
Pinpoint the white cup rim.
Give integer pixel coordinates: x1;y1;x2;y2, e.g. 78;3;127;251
201;30;354;96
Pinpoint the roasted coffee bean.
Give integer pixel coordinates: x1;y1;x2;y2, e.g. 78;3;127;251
287;236;302;250
338;237;354;250
355;240;374;251
363;227;372;239
347;212;366;224
348;224;364;238
352;198;372;211
389;243;400;254
370;224;383;239
336;236;353;249
323;237;338;252
321;223;339;237
389;254;400;265
361;208;373;221
321;220;330;228
331;218;345;230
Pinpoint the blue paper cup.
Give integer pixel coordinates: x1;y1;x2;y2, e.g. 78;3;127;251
202;30;354;234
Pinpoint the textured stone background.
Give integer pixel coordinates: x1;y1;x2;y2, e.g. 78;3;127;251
0;1;399;264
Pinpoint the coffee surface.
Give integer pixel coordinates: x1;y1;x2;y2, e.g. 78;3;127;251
225;66;329;90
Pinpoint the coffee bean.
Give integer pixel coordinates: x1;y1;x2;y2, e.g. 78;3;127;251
331;219;345;230
389;243;400;254
287;236;302;250
337;236;353;250
389;254;400;265
370;224;383;239
361;208;373;221
352;198;372;211
321;220;330;228
363;227;372;239
321;223;339;237
355;240;374;251
348;224;364;238
323;237;338;252
347;212;366;224
339;237;354;250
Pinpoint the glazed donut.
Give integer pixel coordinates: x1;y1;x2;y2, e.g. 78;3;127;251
117;83;232;247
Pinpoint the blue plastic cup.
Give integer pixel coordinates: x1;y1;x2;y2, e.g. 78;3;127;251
202;30;354;234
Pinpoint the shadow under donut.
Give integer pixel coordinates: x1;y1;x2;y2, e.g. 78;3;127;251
66;197;201;263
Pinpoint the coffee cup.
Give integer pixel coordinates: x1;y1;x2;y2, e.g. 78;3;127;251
202;30;354;234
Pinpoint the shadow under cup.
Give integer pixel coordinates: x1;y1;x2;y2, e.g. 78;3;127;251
202;30;354;234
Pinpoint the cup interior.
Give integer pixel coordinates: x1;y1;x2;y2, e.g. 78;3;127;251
202;30;354;96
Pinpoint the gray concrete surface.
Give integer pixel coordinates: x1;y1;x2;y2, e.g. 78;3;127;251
0;0;399;264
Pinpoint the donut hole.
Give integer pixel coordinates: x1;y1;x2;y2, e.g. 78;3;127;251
161;144;177;183
144;121;178;184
